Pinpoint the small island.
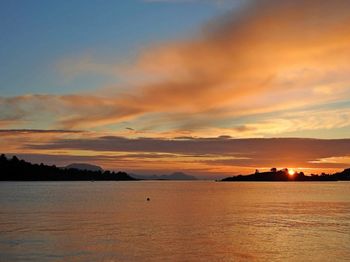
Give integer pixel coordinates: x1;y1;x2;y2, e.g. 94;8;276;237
221;168;350;182
0;154;136;181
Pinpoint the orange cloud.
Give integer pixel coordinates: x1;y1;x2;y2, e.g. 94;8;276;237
1;0;350;136
6;135;349;177
3;1;350;177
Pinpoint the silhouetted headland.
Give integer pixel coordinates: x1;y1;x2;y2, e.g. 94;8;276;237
0;154;136;181
221;168;350;182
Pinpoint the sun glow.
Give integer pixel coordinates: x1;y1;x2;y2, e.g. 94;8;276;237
288;169;295;176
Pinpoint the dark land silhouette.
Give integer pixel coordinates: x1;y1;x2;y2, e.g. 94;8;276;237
221;168;350;182
2;154;350;182
0;154;136;181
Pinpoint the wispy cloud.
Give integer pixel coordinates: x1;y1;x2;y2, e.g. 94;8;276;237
0;129;83;134
1;0;350;138
15;136;350;176
1;127;349;177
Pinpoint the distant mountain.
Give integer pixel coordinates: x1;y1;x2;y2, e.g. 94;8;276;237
65;163;103;172
133;172;197;180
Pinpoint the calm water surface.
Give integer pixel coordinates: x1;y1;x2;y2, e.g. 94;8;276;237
0;181;349;261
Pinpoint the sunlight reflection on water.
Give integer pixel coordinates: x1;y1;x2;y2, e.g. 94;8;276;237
0;181;349;261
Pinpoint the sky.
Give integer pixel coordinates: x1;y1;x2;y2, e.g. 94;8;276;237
1;0;350;178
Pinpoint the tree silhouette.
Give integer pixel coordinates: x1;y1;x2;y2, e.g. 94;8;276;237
0;154;136;181
221;167;346;182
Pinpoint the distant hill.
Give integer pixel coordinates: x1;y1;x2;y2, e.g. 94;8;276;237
0;154;135;181
65;163;103;172
133;172;197;180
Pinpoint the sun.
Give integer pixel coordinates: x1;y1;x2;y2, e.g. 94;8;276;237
288;169;295;176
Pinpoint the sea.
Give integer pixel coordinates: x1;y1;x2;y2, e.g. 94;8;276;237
0;181;349;261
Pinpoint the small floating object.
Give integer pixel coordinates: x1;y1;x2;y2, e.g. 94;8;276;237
147;197;150;201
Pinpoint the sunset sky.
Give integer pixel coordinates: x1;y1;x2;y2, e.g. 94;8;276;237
1;0;350;178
